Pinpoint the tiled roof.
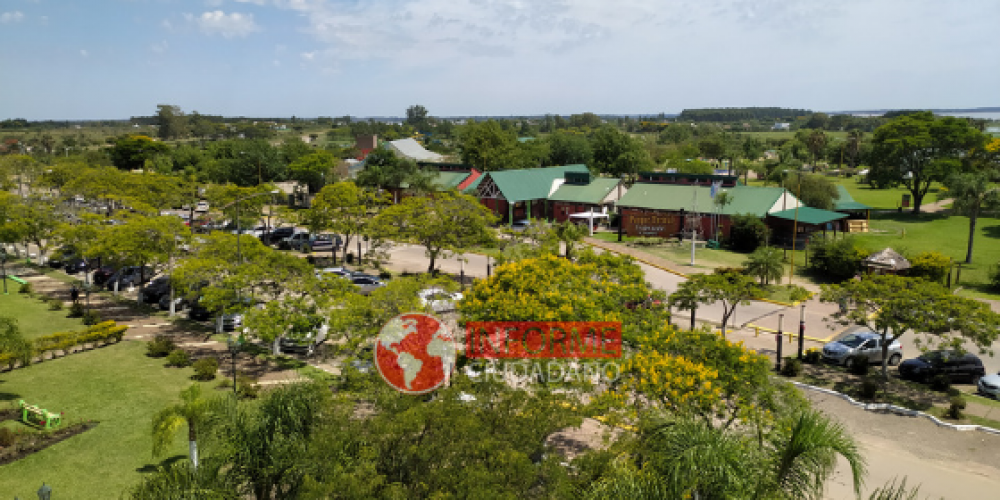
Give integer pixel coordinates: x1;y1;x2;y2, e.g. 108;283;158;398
548;178;621;204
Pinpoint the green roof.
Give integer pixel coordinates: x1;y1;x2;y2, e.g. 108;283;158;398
431;171;471;190
548;177;621;204
768;207;848;225
617;184;793;217
834;185;872;211
482;164;589;202
462;175;483;194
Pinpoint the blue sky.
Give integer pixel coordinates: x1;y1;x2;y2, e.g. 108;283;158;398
1;0;997;120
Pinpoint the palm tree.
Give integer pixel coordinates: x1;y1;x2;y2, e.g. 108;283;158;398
587;409;867;500
152;383;211;470
554;220;586;260
944;171;999;264
743;247;784;285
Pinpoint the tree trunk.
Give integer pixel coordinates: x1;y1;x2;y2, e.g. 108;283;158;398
188;427;199;470
427;251;437;274
881;330;889;380
690;307;697;331
965;211;978;264
912;191;923;215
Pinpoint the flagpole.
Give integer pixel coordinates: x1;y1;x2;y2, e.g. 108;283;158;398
691;187;697;266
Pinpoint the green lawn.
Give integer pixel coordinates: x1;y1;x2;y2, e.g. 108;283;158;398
830;176;946;210
851;212;1000;298
0;287;86;341
0;341;216;499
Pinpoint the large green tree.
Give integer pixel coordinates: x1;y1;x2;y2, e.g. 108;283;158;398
371;192;498;273
783;172;840;210
287;150;336;194
821;275;1000;378
591;125;653;182
870;111;984;213
155;104;188;140
304;182;385;263
671;271;761;336
109;135;170;171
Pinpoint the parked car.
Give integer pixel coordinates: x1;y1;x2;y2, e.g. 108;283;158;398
262;226;299;246
281;232;312;251
279;324;329;355
188;297;255;331
418;287;463;313
318;267;353;279
350;274;385;295
105;266;154;291
898;350;986;384
92;266;118;286
139;276;171;304
978;372;1000;399
303;234;341;253
159;293;190;312
195;200;210;212
821;326;903;368
509;219;532;232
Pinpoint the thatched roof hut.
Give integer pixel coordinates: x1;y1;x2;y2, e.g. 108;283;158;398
864;248;911;274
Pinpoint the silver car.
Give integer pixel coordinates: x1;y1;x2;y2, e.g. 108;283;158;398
821;326;903;368
978;373;1000;399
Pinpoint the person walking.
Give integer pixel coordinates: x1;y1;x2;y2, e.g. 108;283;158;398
70;284;80;304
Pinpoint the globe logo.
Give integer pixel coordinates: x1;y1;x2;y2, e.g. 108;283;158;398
375;313;457;394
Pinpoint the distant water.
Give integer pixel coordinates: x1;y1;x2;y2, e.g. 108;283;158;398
935;111;1000;121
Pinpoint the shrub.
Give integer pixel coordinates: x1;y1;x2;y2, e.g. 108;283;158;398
236;376;259;399
859;377;881;400
780;358;803;377
82;310;101;326
945;396;967;419
0;427;16;447
379;270;393;281
809;238;868;282
68;302;85;318
166;349;191;368
930;374;951;392
847;355;870;376
989;264;1000;291
146;335;176;358
192;357;219;381
216;378;233;390
18;282;32;294
909;251;951;283
803;348;822;364
48;300;63;311
728;214;768;253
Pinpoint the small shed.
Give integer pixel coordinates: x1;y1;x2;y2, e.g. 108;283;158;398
864;248;911;275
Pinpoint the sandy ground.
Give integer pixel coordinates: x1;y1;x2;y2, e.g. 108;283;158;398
809;390;1000;500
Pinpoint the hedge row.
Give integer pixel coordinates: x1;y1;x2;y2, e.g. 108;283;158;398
0;321;129;369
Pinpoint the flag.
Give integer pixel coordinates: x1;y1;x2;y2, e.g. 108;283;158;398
710;180;722;199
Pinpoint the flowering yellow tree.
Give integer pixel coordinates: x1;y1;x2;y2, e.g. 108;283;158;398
611;325;799;429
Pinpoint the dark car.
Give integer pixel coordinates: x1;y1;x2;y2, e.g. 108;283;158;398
159;293;190;312
139;276;171;304
92;266;118;286
898;350;986;384
263;227;297;246
62;258;91;275
105;266;154;291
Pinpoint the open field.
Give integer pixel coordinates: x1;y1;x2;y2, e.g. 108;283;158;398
0;341;215;499
0;288;86;341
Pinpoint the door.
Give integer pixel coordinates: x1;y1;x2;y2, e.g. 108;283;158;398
867;338;883;362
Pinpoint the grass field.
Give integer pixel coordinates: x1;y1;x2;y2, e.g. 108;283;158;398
0;341;215;499
0;288;86;341
851;212;1000;298
830;176;947;210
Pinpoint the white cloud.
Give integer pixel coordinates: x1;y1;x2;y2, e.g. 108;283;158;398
80;49;88;57
151;41;169;54
300;51;316;61
192;10;260;38
0;11;25;24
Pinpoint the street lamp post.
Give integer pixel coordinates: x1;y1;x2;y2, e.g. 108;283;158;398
227;335;242;397
797;303;806;360
776;314;784;372
1;249;7;295
224;190;281;266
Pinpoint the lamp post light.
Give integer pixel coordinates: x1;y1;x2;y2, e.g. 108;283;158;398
797;303;806;360
776;314;784;372
1;248;7;295
226;334;243;397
